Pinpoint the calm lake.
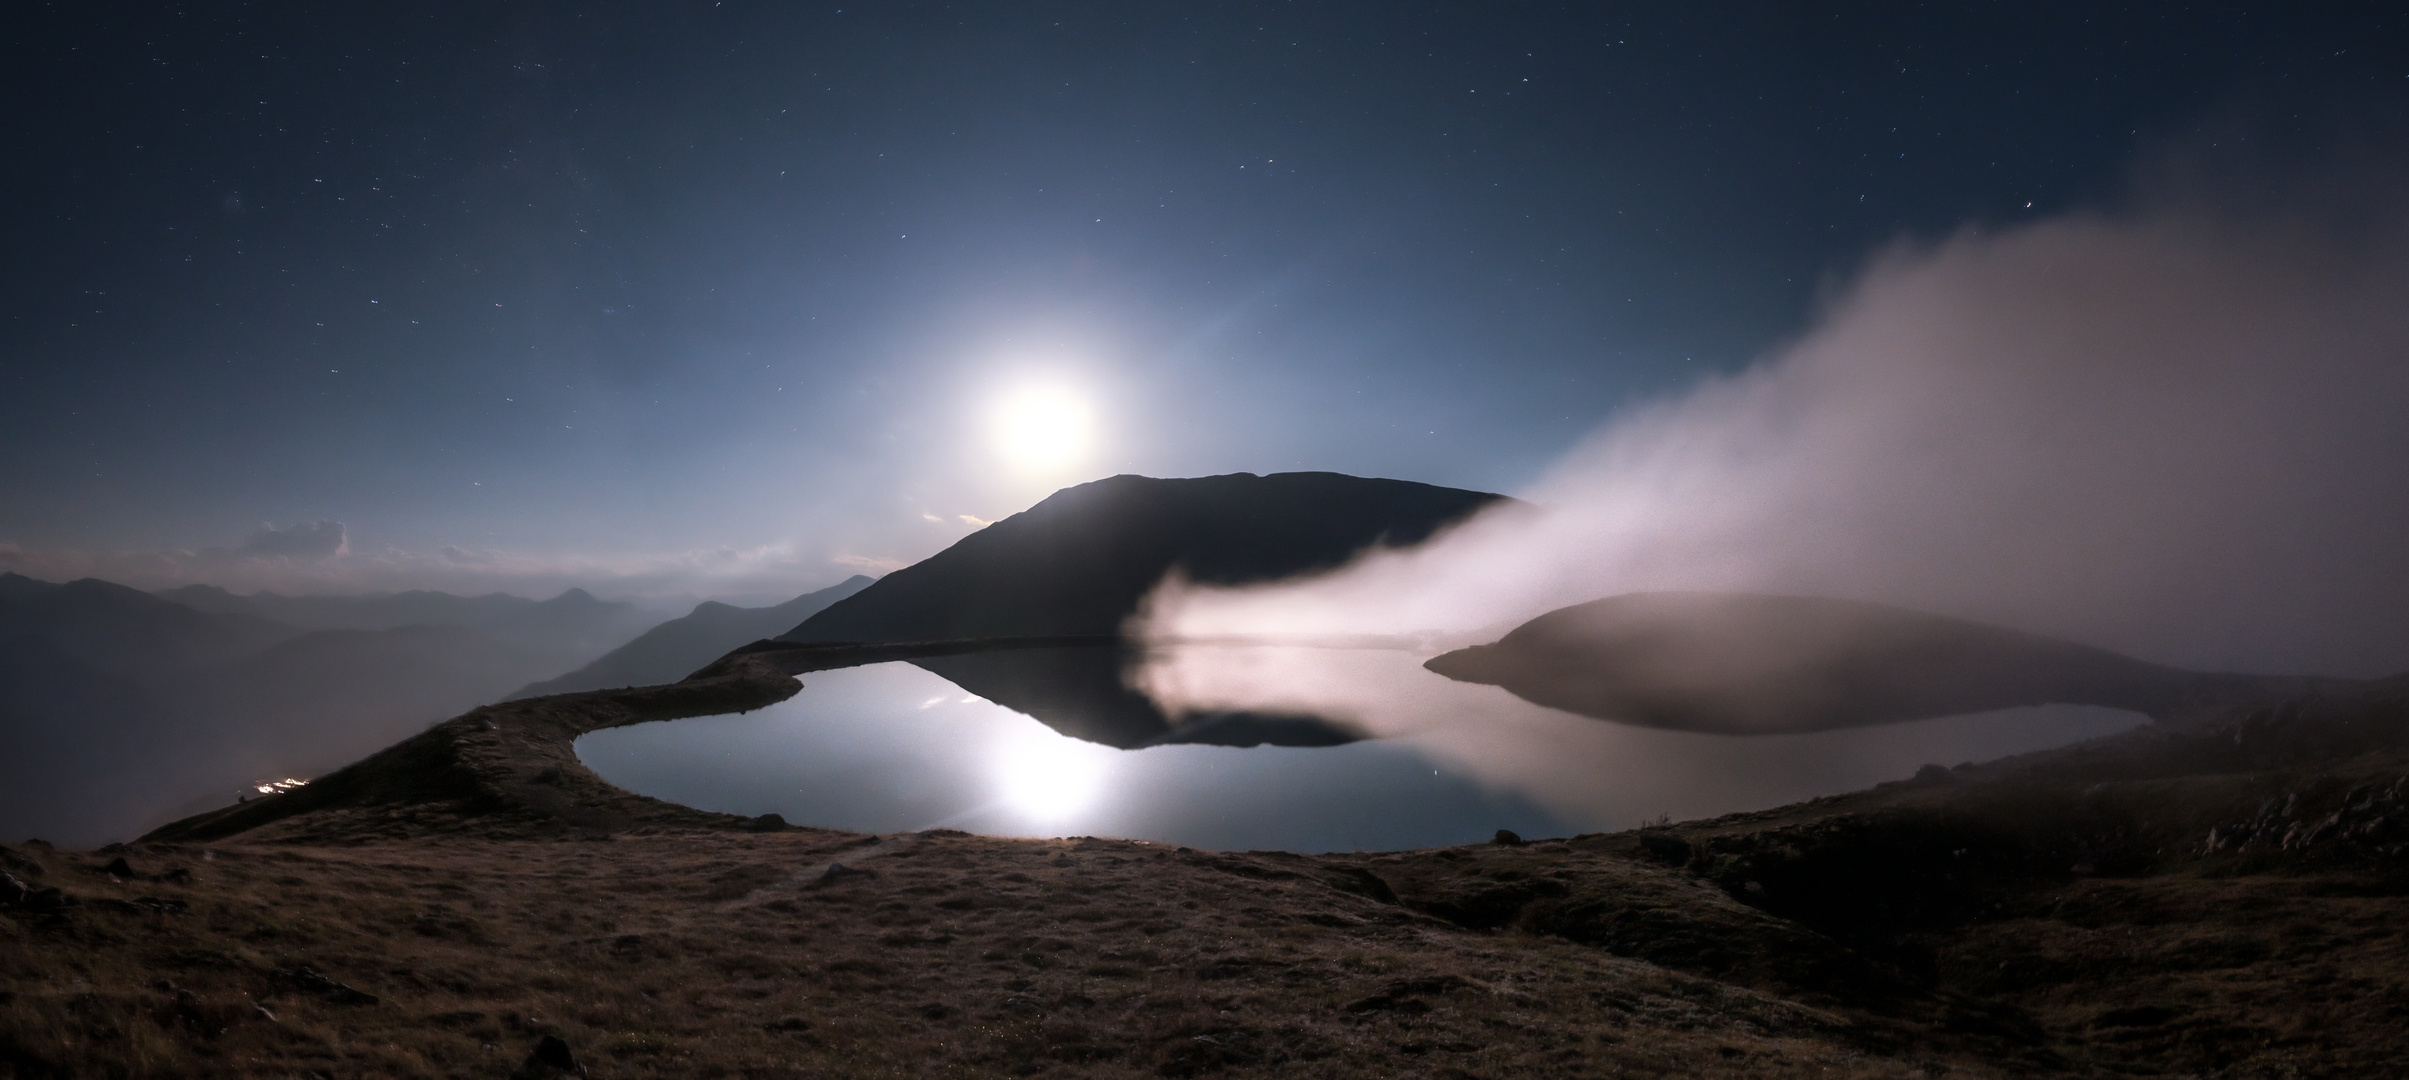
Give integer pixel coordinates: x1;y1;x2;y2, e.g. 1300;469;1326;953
575;645;2147;852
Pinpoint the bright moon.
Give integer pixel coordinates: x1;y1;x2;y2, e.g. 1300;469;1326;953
990;384;1094;471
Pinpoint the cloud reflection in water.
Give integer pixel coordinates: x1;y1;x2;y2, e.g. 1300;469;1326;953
578;649;2144;851
1133;642;2149;824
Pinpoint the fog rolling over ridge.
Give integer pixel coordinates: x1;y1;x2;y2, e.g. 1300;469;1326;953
1143;195;2409;677
1133;191;2409;822
1424;593;2354;736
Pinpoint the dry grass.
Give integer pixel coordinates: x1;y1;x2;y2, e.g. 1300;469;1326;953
2;829;2029;1080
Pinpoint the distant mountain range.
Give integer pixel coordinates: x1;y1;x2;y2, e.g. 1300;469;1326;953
510;576;873;698
1;575;298;676
155;581;651;655
0;572;870;845
159;583;544;632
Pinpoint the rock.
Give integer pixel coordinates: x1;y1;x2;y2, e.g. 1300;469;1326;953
1913;763;1958;785
764;1016;814;1032
0;871;28;906
283;964;379;1005
814;861;874;886
747;813;788;832
0;844;44;877
102;856;135;878
1492;829;1525;846
94;895;186;916
1637;830;1693;865
512;1034;588;1079
1324;866;1398;904
1345;974;1476;1013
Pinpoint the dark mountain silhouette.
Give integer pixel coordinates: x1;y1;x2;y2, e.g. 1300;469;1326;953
161;582;653;652
157;583;538;632
511;576;875;698
1427;592;2354;734
774;472;1506;748
473;587;654;655
0;573;301;675
783;472;1507;643
912;646;1357;749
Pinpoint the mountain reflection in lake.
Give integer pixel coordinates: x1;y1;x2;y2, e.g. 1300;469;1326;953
910;645;1357;748
577;644;2150;852
575;659;1565;852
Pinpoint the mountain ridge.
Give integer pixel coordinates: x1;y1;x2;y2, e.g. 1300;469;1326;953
784;471;1509;644
510;576;875;698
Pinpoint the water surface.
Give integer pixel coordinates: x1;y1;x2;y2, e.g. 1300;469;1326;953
576;645;2149;851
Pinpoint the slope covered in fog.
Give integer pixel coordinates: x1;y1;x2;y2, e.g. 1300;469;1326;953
1427;592;2349;734
0;576;656;845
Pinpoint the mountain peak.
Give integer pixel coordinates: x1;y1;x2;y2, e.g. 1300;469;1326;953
784;471;1508;644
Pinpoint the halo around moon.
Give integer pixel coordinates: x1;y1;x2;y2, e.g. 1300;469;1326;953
989;383;1095;472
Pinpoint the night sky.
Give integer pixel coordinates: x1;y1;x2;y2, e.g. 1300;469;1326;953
4;3;2401;601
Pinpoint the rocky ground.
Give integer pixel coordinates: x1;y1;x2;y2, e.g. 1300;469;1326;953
4;646;2406;1078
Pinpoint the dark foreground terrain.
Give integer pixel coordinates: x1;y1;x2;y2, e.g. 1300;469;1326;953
4;642;2406;1078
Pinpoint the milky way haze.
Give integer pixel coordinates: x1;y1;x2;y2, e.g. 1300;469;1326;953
1144;189;2409;680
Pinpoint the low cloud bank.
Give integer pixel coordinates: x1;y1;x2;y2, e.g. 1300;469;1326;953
0;531;861;608
1148;192;2409;680
236;520;349;561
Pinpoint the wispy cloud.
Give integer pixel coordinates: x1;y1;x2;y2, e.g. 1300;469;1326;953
238;520;348;561
830;553;912;575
